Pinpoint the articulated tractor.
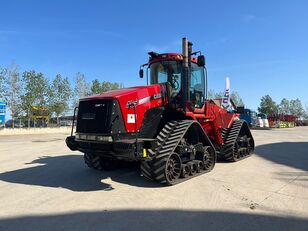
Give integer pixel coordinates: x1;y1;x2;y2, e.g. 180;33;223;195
66;38;255;185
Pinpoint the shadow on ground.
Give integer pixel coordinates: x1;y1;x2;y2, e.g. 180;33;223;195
0;155;159;191
1;142;307;191
256;142;308;171
0;209;307;231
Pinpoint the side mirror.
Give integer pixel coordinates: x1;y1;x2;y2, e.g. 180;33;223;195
197;55;205;66
139;69;144;78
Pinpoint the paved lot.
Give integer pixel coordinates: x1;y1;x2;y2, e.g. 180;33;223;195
0;127;307;231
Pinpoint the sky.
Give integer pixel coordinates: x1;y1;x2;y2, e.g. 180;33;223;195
0;0;307;112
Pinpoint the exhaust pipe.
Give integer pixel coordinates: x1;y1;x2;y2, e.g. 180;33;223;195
182;37;189;68
182;37;192;109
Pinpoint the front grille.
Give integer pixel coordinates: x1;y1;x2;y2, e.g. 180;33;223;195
76;99;113;134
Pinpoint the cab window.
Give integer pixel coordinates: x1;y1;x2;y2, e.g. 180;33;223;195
190;64;205;108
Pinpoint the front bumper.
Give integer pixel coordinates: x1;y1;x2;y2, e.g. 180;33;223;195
66;136;157;161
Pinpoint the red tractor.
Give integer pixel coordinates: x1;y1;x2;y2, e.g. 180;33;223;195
66;38;255;185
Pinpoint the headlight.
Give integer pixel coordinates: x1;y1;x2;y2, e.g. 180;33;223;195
76;134;113;142
97;136;113;142
87;135;96;141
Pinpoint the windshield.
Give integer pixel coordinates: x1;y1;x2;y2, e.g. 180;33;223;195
150;60;205;108
150;61;182;99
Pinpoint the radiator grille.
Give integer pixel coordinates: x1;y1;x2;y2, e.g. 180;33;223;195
76;99;113;134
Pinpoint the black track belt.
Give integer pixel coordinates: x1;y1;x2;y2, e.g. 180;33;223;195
220;120;254;162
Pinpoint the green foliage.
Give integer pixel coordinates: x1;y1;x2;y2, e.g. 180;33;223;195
0;67;6;101
4;63;22;119
73;72;90;106
21;70;49;117
49;74;72;124
90;79;102;94
101;81;123;92
231;91;244;107
207;90;216;100
207;89;244;106
289;98;305;118
258;95;278;115
304;103;308;120
90;79;123;95
279;98;290;114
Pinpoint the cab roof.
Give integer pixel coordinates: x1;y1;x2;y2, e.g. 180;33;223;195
148;52;198;66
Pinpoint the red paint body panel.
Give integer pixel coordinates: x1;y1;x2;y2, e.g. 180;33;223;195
81;85;166;132
186;101;239;145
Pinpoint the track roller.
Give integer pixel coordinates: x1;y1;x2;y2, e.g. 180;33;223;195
187;161;198;175
181;164;190;178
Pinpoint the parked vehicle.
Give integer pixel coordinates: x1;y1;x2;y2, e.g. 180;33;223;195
66;38;255;185
239;109;257;127
5;120;25;128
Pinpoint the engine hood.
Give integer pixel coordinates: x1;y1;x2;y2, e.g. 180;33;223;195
80;84;167;133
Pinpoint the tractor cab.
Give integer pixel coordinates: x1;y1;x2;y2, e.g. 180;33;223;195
140;39;206;111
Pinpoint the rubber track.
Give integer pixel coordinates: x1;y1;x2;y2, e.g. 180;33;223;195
220;120;254;162
141;120;214;185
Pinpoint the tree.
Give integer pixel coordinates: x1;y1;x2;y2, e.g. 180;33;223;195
3;63;22;128
0;67;6;101
279;98;290;114
207;89;244;107
90;79;103;94
207;89;216;99
289;99;305;118
258;95;278;115
230;91;244;107
21;71;49;127
101;81;123;92
304;103;308;120
207;89;224;99
73;72;89;106
90;79;123;95
49;74;72;126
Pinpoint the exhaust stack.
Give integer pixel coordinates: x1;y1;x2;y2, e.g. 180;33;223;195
182;37;192;108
